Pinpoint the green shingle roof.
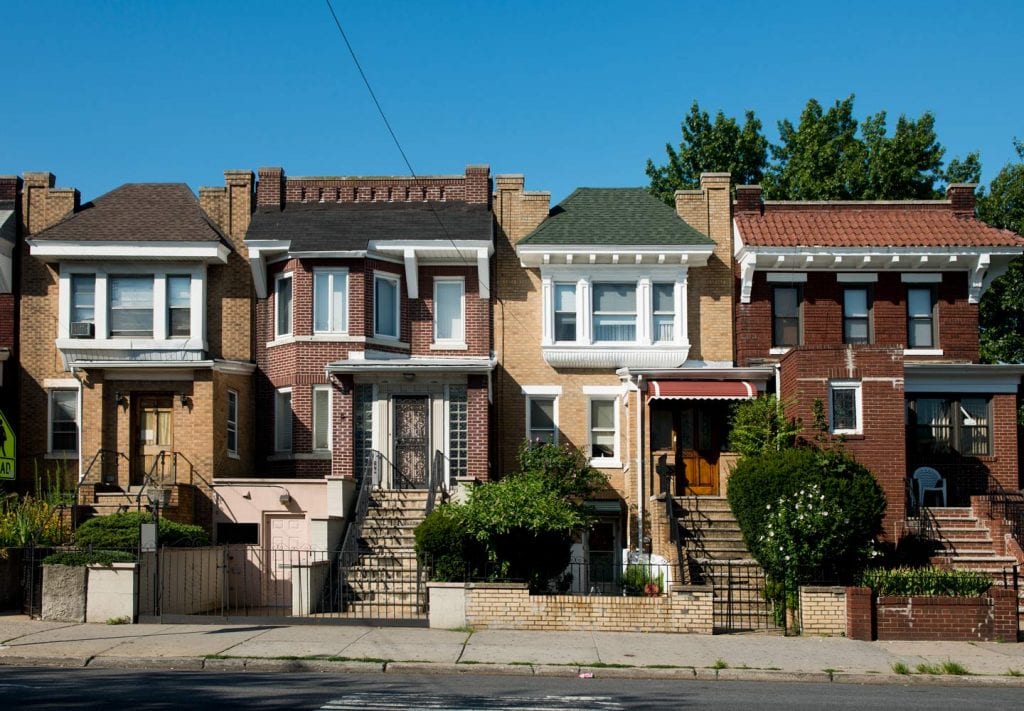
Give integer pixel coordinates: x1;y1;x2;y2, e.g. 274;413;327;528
518;188;714;247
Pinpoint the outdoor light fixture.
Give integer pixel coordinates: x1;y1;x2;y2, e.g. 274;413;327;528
279;491;291;505
179;393;191;408
115;391;129;410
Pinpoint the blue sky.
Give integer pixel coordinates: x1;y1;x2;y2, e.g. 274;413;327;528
5;0;1023;204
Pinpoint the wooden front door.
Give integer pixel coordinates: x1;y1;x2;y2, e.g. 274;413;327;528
132;395;173;487
393;396;429;489
650;404;720;496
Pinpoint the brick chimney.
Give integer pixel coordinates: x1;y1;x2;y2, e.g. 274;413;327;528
257;167;285;209
734;184;763;214
0;176;19;202
464;165;491;205
21;172;79;235
946;183;977;216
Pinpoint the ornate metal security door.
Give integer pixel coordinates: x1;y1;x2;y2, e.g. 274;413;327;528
393;396;429;489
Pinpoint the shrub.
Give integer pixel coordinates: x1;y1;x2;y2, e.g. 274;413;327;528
858;567;992;597
728;446;885;585
728;395;801;458
43;549;136;566
622;564;664;596
0;494;70;547
74;512;209;549
414;504;484;582
516;442;607;499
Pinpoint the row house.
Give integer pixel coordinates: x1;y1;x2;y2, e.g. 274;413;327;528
493;174;773;578
733;183;1024;538
230;165;494;550
18;172;256;525
0;177;17;427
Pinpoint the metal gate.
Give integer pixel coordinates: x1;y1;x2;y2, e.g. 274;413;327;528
393;396;429;489
698;559;781;633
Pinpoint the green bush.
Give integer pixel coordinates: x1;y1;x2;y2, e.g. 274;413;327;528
74;512;209;549
622;564;664;596
727;446;885;585
859;567;992;597
414;504;483;582
728;395;801;458
43;549;136;567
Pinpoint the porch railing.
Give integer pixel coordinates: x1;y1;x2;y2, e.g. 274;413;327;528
72;449;131;530
336;450;382;612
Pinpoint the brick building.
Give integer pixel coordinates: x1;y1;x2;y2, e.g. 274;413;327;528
19;172;256;526
0;176;18;440
236;165;493;549
494;174;773;576
733;183;1024;538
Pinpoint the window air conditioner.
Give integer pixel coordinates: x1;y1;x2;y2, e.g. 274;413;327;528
70;321;94;338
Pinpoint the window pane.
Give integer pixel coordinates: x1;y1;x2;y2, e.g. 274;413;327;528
71;275;95;324
845;319;869;343
275;391;292;452
912;398;951;453
314;272;330;332
653;315;674;342
51;390;78;452
375;277;398;337
593;283;636;312
554;284;576;312
276;277;292;336
831;388;857;431
775;317;800;347
530;398;554;430
313;388;330;450
908;288;933;317
959;398;990;456
909;320;933;348
593;315;636;342
554;313;576;342
331;274;346;332
435;281;463;342
591;399;615;429
652;283;674;313
773;287;799;317
843;289;868;318
110;276;153;337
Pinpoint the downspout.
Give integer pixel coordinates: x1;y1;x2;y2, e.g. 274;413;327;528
71;365;83;483
635;374;644;552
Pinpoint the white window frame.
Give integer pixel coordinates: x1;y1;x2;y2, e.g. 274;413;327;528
522;385;562;445
374;272;401;340
432;277;466;347
585;389;622;468
313;268;349;335
166;274;192;339
312;385;332;452
552;283;578;343
829;380;862;435
226;389;239;458
48;388;79;456
274;272;293;339
591;282;638;343
274;387;293;453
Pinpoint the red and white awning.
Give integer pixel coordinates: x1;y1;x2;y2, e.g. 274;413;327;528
646;380;757;400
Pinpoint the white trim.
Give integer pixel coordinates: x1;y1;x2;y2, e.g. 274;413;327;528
312;268;349;335
274;272;293;340
828;379;862;435
768;347;791;356
581;384;627;396
901;273;943;283
517;244;714;269
587;395;622;469
903;348;944;357
312;385;333;452
226;389;239;457
373;271;402;340
836;272;879;283
274;387;293;453
28;240;229;264
521;385;563;396
43;378;80;388
403;249;419;299
433;277;466;347
766;272;807;283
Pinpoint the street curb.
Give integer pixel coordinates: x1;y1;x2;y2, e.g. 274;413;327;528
87;656;204;671
0;655;90;668
388;661;534;676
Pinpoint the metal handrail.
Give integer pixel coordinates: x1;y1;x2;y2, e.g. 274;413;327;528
72;449;130;529
337;450;383;611
425;449;445;516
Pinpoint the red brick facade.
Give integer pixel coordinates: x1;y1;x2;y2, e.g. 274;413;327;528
846;586;1018;642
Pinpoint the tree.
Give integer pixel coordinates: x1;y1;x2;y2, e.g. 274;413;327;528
978;140;1024;364
860;111;946;199
645;101;768;204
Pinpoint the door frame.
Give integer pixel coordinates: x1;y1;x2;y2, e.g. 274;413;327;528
130;394;174;487
648;402;720;497
391;394;431;490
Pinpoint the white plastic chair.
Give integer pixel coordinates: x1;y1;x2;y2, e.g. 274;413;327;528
912;467;947;508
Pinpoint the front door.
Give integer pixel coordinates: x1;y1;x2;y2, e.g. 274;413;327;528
132;395;173;487
393;396;429;489
649;404;720;496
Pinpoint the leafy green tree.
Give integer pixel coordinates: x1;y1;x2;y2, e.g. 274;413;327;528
645;101;768;204
942;151;982;186
727;395;801;458
978;140;1024;364
860;111;946;199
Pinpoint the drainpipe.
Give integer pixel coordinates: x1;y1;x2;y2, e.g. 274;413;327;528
635;374;644;553
70;365;83;483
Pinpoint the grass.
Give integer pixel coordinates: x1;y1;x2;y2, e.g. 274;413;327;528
891;661;910;675
105;616;131;625
711;658;729;670
1007;668;1023;677
450;626;475;634
585;662;634;669
916;663;941;675
940;660;969;675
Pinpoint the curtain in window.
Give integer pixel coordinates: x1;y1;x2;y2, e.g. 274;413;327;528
553;284;577;342
313;388;330;450
434;281;463;342
914;398;951;453
590;399;616;458
71;275;95;325
959;398;990;456
110;276;154;337
168;275;191;337
592;283;636;342
529;398;556;444
652;283;675;342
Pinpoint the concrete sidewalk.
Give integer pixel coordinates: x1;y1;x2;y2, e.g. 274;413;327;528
1;614;1023;686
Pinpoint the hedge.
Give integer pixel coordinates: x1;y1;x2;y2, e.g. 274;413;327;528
859;567;993;597
43;550;136;567
74;512;209;549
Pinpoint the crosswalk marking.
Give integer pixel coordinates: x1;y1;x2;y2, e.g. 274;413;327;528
319;691;624;711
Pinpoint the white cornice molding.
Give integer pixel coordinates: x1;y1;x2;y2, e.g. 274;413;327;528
517;244;713;269
29;240;230;264
541;344;691;370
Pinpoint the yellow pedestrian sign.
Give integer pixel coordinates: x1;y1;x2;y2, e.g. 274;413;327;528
0;410;14;480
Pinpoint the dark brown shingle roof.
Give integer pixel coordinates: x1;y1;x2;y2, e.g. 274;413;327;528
735;203;1024;249
32;183;225;243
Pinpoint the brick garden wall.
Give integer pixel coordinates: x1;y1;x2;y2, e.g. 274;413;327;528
462;582;713;634
798;586;847;636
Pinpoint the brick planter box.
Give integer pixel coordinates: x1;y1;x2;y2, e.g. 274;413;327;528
846;586;1018;642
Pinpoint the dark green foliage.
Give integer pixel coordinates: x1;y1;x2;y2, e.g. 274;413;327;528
727;395;801;458
622;564;663;596
516;442;608;499
43;549;136;566
859;567;992;597
727;446;885;583
413;504;483;582
74;512;209;549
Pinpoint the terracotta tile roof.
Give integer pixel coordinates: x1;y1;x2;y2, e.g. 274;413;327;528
32;183;225;243
735;203;1024;249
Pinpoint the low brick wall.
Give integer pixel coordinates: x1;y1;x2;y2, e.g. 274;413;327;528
798;586;846;636
846;586;1018;642
454;582;713;634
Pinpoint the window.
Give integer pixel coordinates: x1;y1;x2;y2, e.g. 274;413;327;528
842;288;870;344
274;388;292;453
216;522;259;545
908;396;991;456
312;386;331;451
589;398;618;464
314;269;348;333
907;287;936;348
275;273;292;339
553;284;577;342
70;274;95;336
592;283;636;342
652;283;675;343
527;397;557;444
433;279;465;344
49;390;78;454
829;381;862;435
374;273;400;339
109;275;154;337
449;386;468;478
226;390;238;456
167;275;191;338
772;286;801;347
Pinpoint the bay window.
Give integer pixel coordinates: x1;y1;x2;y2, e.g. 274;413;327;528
110;275;154;337
592;283;636;342
553;284;577;342
275;273;293;339
167;275;192;338
374;273;400;339
652;283;675;343
314;269;348;334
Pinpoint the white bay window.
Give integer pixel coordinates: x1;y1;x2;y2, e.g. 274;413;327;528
314;269;348;334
